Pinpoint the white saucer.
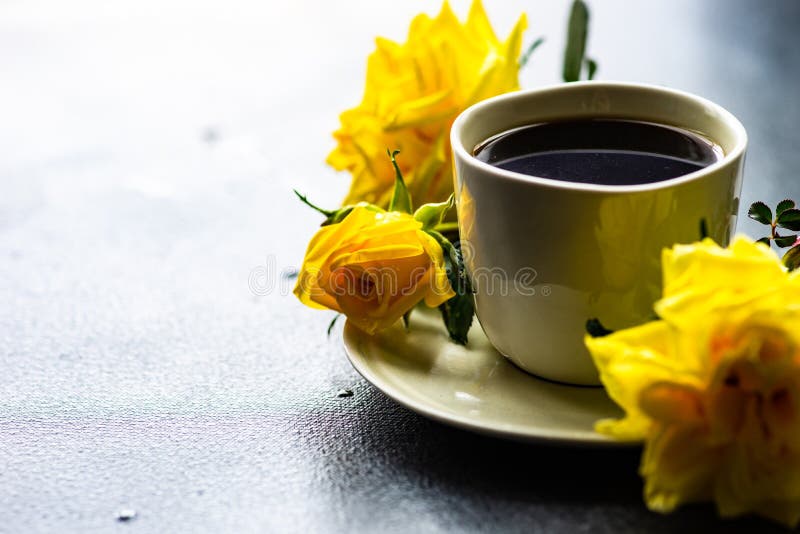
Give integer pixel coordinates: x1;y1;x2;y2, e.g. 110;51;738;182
343;309;637;447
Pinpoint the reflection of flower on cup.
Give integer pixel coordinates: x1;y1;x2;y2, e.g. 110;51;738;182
590;191;673;330
586;237;800;527
327;0;527;208
450;82;747;385
456;182;476;273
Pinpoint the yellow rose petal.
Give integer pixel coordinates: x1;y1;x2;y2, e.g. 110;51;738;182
328;0;527;207
586;235;800;526
294;206;455;335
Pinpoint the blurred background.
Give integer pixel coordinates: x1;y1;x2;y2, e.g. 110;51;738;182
2;0;796;253
1;1;799;532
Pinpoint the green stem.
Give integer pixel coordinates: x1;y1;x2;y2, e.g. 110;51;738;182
432;222;459;234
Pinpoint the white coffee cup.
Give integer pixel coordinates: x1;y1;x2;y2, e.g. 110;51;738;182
450;81;747;385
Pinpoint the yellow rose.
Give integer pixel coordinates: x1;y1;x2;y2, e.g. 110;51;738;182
294;205;455;334
655;237;792;329
328;0;527;207
586;236;800;526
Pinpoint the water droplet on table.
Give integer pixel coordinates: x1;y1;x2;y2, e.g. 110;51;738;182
116;509;137;522
201;127;219;144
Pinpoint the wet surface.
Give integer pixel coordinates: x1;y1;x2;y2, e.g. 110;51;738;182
1;0;799;532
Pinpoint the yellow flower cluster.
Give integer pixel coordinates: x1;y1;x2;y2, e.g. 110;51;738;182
294;205;454;334
328;0;527;208
586;237;800;526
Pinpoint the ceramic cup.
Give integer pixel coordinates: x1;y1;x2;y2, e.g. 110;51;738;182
450;81;747;386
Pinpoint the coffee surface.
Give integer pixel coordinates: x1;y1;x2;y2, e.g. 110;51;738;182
473;119;722;185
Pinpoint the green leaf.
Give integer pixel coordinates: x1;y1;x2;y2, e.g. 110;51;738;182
775;234;798;248
327;314;342;337
756;236;772;246
294;190;335;218
747;201;773;225
295;191;364;227
428;231;474;345
585;58;598;80
784;246;800;271
321;206;353;226
519;37;545;69
387;150;412;214
777;208;800;231
777;199;796;217
586;318;614;338
562;0;589;82
413;194;454;230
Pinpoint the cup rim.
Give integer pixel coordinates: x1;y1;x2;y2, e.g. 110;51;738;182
450;80;748;193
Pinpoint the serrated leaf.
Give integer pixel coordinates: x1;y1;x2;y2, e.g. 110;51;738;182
777;199;796;217
775;235;798;247
777;208;800;231
756;237;772;246
784;246;800;271
747;201;773;225
586;318;613;338
562;0;589;82
413;195;454;230
387;150;412;214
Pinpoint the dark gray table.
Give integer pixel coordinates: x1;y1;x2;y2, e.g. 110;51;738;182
2;0;798;532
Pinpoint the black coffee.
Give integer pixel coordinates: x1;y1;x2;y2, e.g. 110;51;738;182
473;119;722;185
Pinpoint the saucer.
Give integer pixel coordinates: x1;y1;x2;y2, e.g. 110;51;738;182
343;309;637;447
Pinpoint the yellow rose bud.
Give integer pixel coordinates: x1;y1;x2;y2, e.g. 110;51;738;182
585;236;800;526
328;0;527;208
294;206;455;334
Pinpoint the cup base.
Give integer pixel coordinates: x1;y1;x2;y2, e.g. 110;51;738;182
498;350;603;388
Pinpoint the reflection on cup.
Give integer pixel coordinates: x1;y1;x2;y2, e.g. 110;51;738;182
451;82;747;385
